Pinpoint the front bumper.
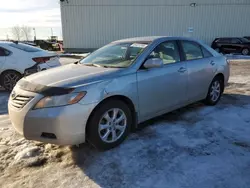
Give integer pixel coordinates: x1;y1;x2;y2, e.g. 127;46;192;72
8;87;97;145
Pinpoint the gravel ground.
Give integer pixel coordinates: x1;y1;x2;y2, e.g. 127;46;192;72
0;60;250;188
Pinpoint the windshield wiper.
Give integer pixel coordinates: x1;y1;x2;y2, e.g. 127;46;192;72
100;65;126;68
83;63;125;68
84;63;105;68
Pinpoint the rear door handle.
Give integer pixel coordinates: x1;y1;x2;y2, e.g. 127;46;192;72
210;61;215;66
178;67;187;73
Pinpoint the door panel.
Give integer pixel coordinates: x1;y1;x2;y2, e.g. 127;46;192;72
137;63;187;118
225;39;242;53
180;40;215;102
186;58;215;102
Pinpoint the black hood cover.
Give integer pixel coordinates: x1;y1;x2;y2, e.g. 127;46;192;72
17;79;73;96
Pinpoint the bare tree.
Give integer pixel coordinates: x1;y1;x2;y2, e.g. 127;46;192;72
11;26;23;41
21;26;32;41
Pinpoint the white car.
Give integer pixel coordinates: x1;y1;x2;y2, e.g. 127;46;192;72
0;41;61;91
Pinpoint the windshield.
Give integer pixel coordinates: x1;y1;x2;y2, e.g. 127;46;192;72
80;42;149;68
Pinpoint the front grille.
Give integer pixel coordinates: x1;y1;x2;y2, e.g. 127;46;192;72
11;95;34;109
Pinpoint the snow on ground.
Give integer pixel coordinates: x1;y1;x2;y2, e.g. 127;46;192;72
1;61;250;188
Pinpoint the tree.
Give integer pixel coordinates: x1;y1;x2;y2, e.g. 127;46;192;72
21;26;32;41
11;26;23;41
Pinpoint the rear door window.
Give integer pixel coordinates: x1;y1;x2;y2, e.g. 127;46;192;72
201;47;213;58
181;41;203;60
231;38;241;44
0;47;11;56
217;38;230;43
9;43;42;52
0;48;6;56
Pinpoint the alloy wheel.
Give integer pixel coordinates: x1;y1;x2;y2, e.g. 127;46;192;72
242;48;249;55
98;108;127;143
3;72;20;91
210;80;221;102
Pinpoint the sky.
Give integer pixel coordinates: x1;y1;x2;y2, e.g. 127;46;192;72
0;0;62;40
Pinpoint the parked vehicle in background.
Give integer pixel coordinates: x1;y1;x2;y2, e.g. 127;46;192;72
9;36;229;150
34;40;60;51
0;41;60;91
211;37;250;55
244;36;250;40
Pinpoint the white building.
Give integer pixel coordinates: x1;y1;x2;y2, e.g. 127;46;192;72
60;0;250;52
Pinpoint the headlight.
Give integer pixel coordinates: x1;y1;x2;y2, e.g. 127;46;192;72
34;91;86;109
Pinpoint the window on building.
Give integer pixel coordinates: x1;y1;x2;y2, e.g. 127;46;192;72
149;41;180;64
181;41;203;60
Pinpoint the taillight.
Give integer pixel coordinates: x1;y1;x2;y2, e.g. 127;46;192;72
32;56;55;64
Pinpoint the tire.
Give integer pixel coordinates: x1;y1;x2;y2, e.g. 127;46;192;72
87;99;132;150
204;76;224;106
1;71;22;91
242;48;249;55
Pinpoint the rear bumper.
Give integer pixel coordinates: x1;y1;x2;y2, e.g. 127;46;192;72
24;64;39;76
24;60;60;75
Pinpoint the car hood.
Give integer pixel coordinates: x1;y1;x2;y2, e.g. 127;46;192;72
22;63;124;88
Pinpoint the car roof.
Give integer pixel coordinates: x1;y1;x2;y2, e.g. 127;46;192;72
0;41;13;45
112;36;164;43
216;37;241;39
112;36;200;44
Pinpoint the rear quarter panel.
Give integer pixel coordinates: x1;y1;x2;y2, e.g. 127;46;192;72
215;55;230;86
198;41;229;87
1;45;36;74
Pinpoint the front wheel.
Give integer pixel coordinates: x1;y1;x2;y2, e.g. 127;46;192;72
1;71;22;91
87;100;132;150
204;77;223;106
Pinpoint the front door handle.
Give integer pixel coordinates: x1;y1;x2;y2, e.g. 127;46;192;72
210;61;215;66
178;67;187;73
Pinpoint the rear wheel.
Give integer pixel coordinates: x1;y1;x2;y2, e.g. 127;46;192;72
1;71;22;91
242;48;249;55
87;100;132;150
204;77;224;106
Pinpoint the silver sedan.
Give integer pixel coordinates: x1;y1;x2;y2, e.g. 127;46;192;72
8;37;230;150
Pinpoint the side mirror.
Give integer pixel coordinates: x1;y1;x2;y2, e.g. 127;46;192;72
144;58;163;69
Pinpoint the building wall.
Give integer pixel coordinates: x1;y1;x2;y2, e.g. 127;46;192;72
60;0;250;52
